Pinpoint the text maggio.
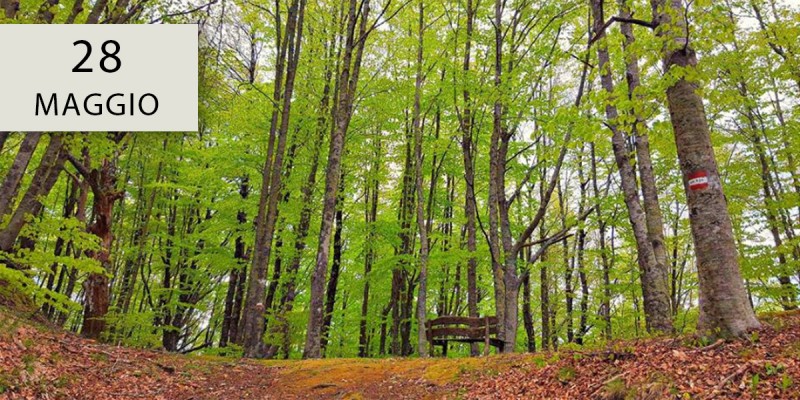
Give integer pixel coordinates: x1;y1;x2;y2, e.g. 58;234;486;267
35;92;159;116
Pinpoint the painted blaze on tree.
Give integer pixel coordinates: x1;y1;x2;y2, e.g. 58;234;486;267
651;0;760;337
687;171;709;191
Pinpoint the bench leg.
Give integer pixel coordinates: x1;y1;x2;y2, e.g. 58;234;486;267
442;343;448;357
484;316;490;357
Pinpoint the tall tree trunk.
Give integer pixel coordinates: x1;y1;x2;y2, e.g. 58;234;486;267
304;0;370;359
487;0;585;352
265;29;334;357
241;0;306;358
490;0;507;351
221;177;249;348
43;177;80;320
55;171;89;327
752;120;796;308
264;140;300;322
391;109;416;357
114;143;164;316
400;275;416;356
71;147;125;340
321;175;345;353
651;0;760;337
539;214;550;350
359;136;380;357
591;143;613;339
619;0;671;297
575;145;589;344
592;0;673;333
264;121;326;359
412;1;430;358
559;183;574;343
722;6;797;309
521;271;536;352
457;0;480;357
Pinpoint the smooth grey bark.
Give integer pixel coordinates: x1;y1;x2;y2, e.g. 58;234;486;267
321;175;345;353
487;0;589;351
651;0;760;337
358;134;380;357
263;104;327;359
304;0;369;359
457;0;480;357
412;1;429;358
592;0;673;333
267;26;336;358
239;2;291;356
241;0;306;358
618;0;672;309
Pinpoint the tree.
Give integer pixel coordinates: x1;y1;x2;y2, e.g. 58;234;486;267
590;0;672;334
650;0;760;336
4;0;797;361
66;134;127;339
304;0;370;359
412;0;429;357
240;0;307;358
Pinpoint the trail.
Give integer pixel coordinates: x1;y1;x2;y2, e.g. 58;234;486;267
1;309;799;399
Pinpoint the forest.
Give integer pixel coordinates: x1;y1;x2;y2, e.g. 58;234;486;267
1;0;799;370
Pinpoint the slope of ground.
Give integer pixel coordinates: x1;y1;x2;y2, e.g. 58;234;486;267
1;308;799;399
462;311;800;399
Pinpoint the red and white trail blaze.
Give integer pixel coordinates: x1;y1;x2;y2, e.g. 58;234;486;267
688;171;709;190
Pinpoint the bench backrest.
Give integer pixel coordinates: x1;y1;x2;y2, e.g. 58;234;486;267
425;316;499;341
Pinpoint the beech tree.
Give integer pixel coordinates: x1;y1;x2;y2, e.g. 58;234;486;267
590;0;672;333
240;0;308;358
304;0;371;359
3;0;797;359
651;0;761;337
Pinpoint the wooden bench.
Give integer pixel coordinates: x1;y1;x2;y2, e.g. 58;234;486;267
425;316;504;356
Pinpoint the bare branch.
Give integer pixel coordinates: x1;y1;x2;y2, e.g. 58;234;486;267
589;16;655;46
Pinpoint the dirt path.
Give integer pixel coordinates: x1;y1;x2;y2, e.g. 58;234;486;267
2;310;800;399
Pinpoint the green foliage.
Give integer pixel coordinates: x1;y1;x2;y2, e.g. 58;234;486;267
556;365;577;383
0;0;798;360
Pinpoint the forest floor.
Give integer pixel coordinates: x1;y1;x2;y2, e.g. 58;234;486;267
1;309;800;399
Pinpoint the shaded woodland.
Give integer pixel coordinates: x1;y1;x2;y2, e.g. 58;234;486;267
1;0;799;360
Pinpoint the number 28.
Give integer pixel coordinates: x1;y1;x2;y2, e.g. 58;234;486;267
73;40;121;73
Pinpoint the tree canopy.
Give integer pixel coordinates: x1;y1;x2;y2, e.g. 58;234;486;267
0;0;798;359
